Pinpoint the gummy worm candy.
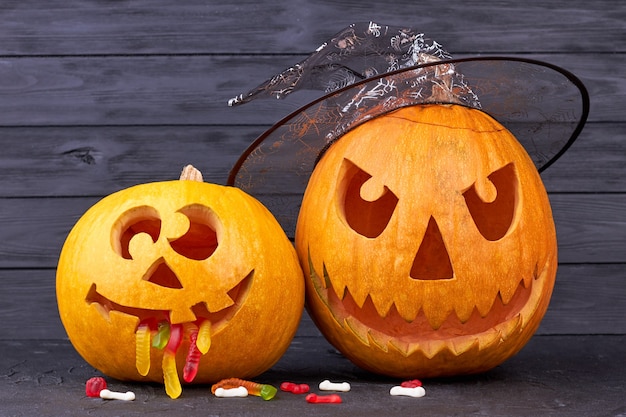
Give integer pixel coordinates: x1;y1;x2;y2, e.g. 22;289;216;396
196;319;212;354
280;382;310;394
212;378;277;401
183;326;201;383
306;393;342;404
162;353;181;399
152;321;170;349
162;323;183;399
135;323;151;376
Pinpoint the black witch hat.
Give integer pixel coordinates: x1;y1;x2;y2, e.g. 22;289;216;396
227;22;589;235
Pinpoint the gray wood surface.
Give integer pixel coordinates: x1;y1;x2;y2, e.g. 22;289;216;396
0;0;623;336
0;1;624;414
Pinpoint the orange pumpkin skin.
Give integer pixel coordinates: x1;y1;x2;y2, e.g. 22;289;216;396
57;178;304;384
295;104;557;378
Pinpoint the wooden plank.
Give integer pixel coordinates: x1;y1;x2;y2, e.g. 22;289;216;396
0;125;258;195
0;0;623;55
0;193;622;267
0;123;622;197
1;264;623;340
0;53;619;126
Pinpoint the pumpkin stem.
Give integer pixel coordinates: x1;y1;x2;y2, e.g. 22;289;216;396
180;165;204;182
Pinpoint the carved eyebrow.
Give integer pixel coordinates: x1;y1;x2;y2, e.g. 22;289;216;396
339;159;398;238
462;163;518;241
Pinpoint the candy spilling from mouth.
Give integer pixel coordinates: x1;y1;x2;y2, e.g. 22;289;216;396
134;318;213;399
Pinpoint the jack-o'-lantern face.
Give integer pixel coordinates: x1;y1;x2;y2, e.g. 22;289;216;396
57;172;304;395
295;104;557;378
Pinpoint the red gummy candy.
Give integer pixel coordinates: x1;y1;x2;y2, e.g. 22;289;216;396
306;393;342;404
280;382;310;394
293;384;310;394
280;382;296;392
85;377;107;397
400;379;422;388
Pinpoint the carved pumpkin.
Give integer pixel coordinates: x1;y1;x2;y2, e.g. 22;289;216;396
295;104;557;378
57;166;304;396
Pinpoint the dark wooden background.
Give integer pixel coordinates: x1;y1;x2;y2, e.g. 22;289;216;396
0;2;624;414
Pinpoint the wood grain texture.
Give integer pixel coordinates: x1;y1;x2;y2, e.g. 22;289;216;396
0;0;623;55
0;53;621;126
0;0;623;346
0;123;623;196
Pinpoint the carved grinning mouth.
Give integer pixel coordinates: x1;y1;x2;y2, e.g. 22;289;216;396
86;268;254;333
308;253;549;358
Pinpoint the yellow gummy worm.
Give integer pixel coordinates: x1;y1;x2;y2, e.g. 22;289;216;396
163;352;182;399
196;320;212;354
135;324;152;376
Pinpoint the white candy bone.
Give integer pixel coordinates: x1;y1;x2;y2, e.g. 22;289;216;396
99;389;136;401
214;386;249;398
318;379;351;392
389;386;426;398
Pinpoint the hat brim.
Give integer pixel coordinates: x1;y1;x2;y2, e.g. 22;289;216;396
227;57;589;235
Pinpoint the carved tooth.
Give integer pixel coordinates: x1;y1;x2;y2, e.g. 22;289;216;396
420;339;448;359
388;338;412;357
478;328;502;350
422;304;454;330
475;295;497;319
344;317;370;346
450;336;480;356
497;314;522;340
368;294;394;319
367;330;389;353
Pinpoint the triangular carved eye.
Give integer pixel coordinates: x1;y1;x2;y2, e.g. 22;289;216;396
463;163;518;241
339;159;398;238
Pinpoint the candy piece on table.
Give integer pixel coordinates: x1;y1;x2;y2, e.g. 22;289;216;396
280;382;310;394
214;387;249;398
319;379;351;392
212;378;278;401
152;321;171;349
306;393;342;404
135;323;152;376
196;319;212;354
183;326;202;383
390;385;426;398
100;389;136;401
85;377;107;397
400;379;422;388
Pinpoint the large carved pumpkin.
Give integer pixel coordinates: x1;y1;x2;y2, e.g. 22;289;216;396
295;104;557;378
57;166;304;397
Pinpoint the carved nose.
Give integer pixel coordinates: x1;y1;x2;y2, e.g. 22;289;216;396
410;216;454;280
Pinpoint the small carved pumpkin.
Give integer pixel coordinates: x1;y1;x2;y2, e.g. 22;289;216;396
57;166;304;396
295;104;557;378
